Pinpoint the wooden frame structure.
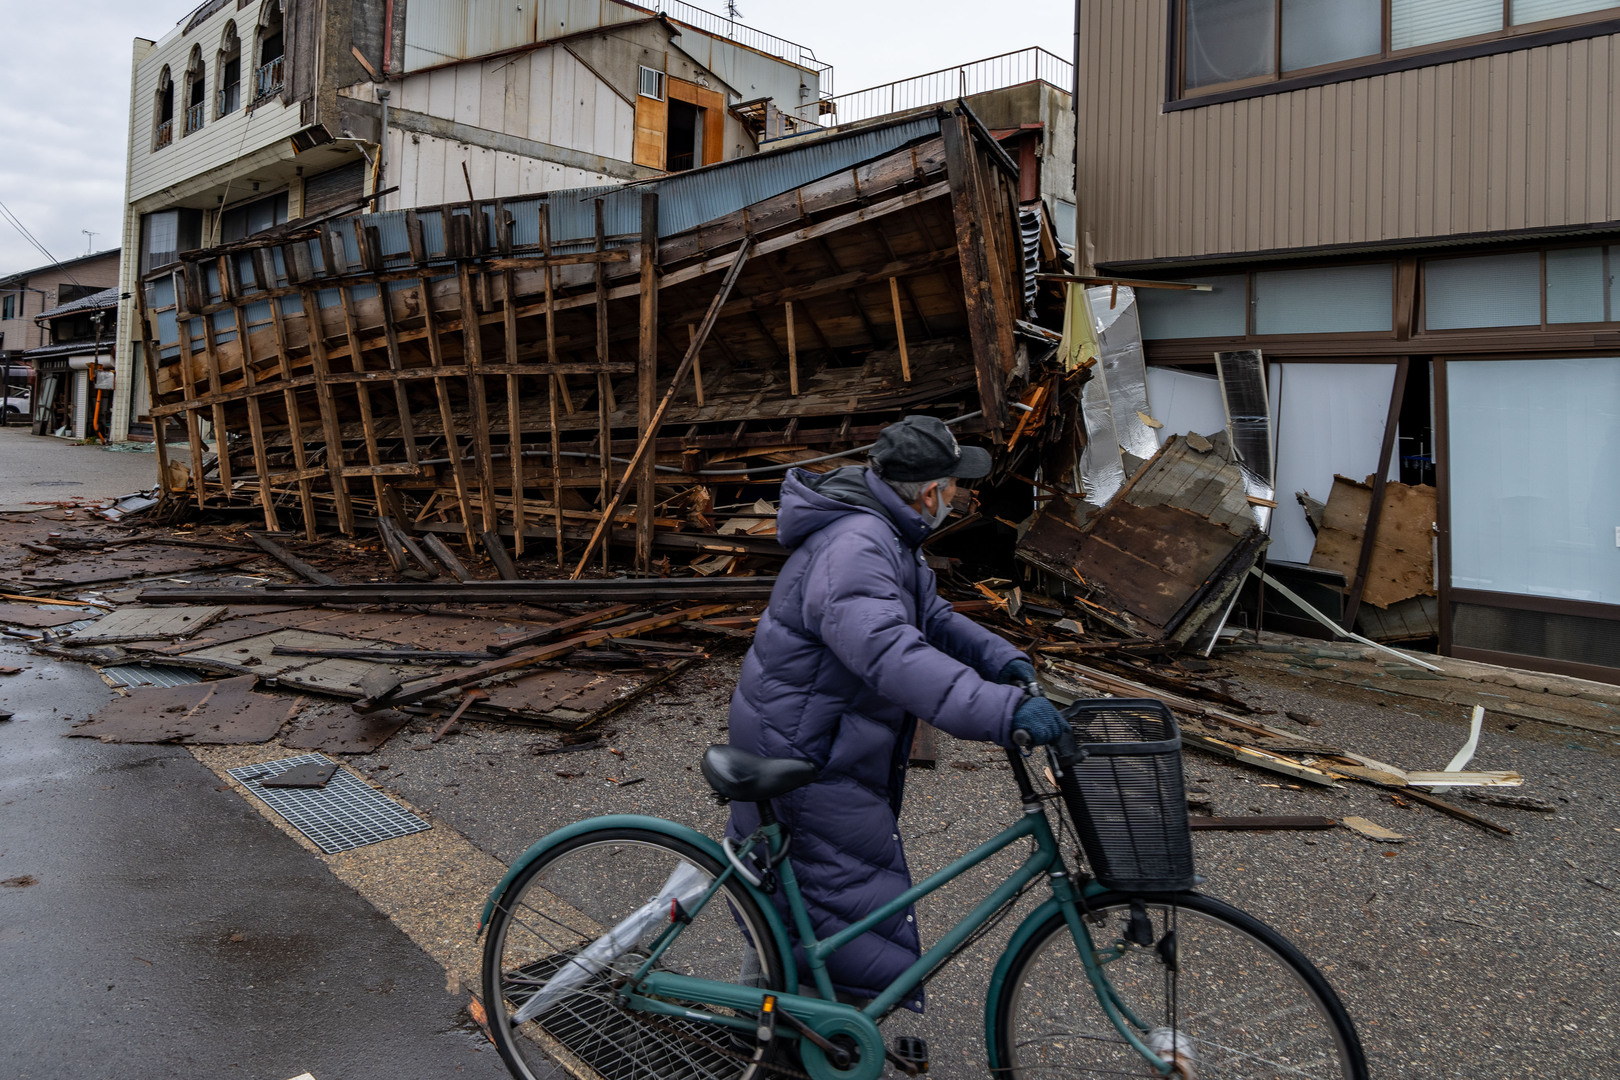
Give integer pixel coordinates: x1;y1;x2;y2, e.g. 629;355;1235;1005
138;108;1063;571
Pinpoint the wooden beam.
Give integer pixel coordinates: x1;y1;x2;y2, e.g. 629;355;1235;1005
457;262;499;536
541;207;567;566
570;240;753;577
785;301;799;396
417;271;478;549
593;199;613;573
636;192;659;571
230;300;280;531
297;287;358;534
485;250;632;270
337;285;387;510
246;531;338;585
171;311;209;508
1343;358;1410;629
889;276;911;382
134;288;176;505
941;113;1007;441
496;202;526;557
264;285;320;538
687;324;705;405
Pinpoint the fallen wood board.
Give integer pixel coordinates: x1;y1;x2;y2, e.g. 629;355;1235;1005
64;605;227;645
140;580;778;605
0;603;99;629
69;675;298;744
1462;791;1555;813
1188;816;1337;831
246;532;338;585
1309;476;1437;609
486;604;640;655
1395;787;1512;836
364;603;730;709
1340;816;1406;842
281;703;412;753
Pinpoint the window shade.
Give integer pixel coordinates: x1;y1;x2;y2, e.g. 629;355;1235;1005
1137;276;1247;339
1391;0;1502;49
1254;264;1393;334
1282;0;1382;71
1546;247;1607;323
1424;253;1542;329
1185;0;1275;88
1512;0;1616;24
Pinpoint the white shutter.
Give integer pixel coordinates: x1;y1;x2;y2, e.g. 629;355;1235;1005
1511;0;1614;24
1253;264;1393;334
1424;253;1541;329
1391;0;1502;50
1136;275;1248;339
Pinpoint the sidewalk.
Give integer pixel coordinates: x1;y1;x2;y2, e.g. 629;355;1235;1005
0;426;165;511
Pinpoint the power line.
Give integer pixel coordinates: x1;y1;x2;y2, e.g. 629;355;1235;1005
0;199;91;297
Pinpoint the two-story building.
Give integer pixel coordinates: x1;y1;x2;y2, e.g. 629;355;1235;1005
0;248;121;394
26;288;120;440
113;0;833;444
1075;1;1620;681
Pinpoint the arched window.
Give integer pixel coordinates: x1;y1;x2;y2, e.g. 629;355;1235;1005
183;46;206;136
254;1;285;101
153;66;174;150
217;22;242;118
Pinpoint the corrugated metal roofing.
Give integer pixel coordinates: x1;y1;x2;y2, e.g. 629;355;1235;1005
35;287;120;322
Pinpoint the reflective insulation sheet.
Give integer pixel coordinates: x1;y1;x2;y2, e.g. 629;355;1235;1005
1077;351;1126;506
1215;350;1274;531
1087;286;1159;460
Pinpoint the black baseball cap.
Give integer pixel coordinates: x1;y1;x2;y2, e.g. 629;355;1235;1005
868;415;993;482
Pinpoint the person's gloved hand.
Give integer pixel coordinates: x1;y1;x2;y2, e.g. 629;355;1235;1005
1012;696;1070;746
998;658;1037;687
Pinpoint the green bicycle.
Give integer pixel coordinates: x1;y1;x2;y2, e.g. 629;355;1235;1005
479;698;1368;1079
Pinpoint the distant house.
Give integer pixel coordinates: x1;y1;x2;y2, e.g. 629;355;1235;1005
1075;1;1620;681
27;288;120;440
0;249;121;417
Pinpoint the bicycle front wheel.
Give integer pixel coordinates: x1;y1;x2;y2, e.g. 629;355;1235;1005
990;891;1367;1079
481;827;787;1080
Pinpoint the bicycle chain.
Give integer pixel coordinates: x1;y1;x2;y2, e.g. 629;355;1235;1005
606;997;814;1080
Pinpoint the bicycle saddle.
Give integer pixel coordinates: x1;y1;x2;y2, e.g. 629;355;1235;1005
701;745;819;802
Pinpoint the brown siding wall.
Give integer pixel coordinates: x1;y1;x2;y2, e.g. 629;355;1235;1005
1079;2;1620;269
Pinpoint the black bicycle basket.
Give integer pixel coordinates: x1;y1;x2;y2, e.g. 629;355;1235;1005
1050;698;1195;893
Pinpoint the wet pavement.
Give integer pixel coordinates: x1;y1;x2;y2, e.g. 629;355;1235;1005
0;642;508;1080
0;425;165;510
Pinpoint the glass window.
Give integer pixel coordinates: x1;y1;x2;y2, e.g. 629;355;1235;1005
1448;357;1620;604
1513;0;1617;23
1253;263;1393;334
1185;0;1275;89
1137;275;1248;338
1545;247;1607;323
1281;0;1382;71
1391;0;1503;50
1424;253;1542;329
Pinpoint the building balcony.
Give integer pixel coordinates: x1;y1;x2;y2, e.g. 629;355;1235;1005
184;102;205;136
154;119;174;149
254;56;284;101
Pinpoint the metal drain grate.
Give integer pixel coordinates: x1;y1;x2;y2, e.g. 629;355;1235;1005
227;754;430;854
505;954;742;1080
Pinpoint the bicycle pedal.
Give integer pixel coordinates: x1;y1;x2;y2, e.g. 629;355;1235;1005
891;1035;928;1073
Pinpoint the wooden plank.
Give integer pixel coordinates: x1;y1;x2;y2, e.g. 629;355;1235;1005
172;311;209;508
888;277;910;382
376;517;408;572
593;200;613;573
197;267;233;497
415;261;479;550
497;203;527;557
1343;358;1408;627
373;269;419;469
457;261;499;536
486;602;639;655
134;288;176;503
541;207;567;566
421;532;473;582
246;532;338;585
940;115;1006;440
636;192;659;571
363;603;728;709
785;301;799;396
337;285;387;509
687;323;704;405
297;287;357;535
230;300;279;531
570;241;753;577
481;530;520;580
264;288;320;539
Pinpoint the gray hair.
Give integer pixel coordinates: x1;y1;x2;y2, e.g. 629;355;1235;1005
882;475;953;504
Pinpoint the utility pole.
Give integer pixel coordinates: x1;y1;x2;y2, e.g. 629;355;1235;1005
82;230;98;254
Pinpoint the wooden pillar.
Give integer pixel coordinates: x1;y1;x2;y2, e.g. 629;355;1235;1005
541;206;566;566
636;192;659;571
263;283;321;539
593;199;612;572
1343;358;1410;629
888;277;911;382
785;301;799;396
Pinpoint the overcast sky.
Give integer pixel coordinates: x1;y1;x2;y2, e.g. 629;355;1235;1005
0;0;1072;274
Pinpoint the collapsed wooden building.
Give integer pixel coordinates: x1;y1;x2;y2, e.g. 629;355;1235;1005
137;107;1076;575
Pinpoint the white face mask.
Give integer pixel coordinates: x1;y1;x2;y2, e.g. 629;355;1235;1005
926;483;952;529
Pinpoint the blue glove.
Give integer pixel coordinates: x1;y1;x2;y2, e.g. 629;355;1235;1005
1012;696;1070;747
998;658;1037;687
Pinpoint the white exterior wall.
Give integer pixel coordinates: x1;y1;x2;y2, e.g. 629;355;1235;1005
126;7;306;206
389;129;625;206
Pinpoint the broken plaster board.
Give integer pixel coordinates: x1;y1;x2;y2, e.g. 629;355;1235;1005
65;605;227;644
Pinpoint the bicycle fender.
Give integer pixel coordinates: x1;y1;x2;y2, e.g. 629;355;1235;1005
476;814;800;989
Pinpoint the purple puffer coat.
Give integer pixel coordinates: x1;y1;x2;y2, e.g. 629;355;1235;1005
727;466;1024;1006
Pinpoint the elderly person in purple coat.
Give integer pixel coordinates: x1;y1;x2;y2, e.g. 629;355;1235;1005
727;415;1070;1009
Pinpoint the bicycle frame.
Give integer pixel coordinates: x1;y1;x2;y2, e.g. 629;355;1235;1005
605;747;1176;1078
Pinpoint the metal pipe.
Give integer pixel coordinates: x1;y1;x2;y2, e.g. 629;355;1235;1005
376;89;390;211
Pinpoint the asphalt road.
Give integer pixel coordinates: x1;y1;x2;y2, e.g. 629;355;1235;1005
0;425;163;510
352;642;1620;1080
0;641;509;1080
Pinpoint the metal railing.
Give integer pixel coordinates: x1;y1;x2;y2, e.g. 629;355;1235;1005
254;56;284;101
637;0;834;94
185;102;205;135
793;47;1072;127
154;119;174;149
217;85;240;117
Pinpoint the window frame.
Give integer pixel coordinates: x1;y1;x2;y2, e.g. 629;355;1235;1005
1419;243;1618;334
1168;0;1620;110
638;65;667;101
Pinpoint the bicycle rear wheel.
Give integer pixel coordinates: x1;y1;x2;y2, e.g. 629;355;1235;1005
481;827;787;1080
990;891;1367;1079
